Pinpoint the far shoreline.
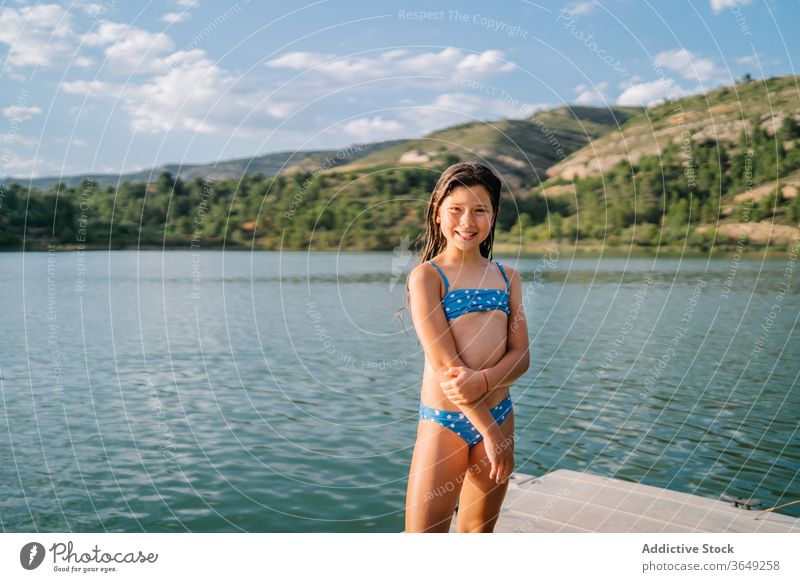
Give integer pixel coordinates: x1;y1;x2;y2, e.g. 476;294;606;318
2;241;795;259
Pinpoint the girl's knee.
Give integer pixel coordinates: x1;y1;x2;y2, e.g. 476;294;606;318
406;511;455;533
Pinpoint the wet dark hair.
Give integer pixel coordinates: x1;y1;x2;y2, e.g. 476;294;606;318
394;162;503;332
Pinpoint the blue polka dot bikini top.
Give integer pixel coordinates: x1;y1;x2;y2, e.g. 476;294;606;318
427;259;511;321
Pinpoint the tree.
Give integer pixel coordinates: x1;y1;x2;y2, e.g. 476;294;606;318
157;171;176;194
779;116;800;141
786;193;800;223
753;188;778;222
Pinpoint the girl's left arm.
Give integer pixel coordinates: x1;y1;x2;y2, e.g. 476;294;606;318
483;266;530;392
440;266;530;405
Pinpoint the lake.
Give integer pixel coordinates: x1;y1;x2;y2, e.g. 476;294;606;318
0;249;797;532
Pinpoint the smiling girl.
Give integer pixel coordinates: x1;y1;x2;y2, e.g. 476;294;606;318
403;162;530;533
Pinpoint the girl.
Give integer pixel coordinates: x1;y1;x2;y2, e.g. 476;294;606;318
402;162;530;533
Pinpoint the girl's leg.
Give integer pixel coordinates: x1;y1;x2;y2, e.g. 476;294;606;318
404;420;470;532
454;411;514;533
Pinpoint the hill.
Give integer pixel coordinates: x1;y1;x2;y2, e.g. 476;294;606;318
327;105;640;188
4;76;799;254
546;75;799;182
530;75;800;249
10;139;408;190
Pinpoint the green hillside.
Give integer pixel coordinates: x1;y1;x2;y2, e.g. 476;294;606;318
532;75;800;250
331;105;639;188
3;76;799;255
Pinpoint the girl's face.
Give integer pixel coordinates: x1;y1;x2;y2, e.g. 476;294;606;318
436;184;494;249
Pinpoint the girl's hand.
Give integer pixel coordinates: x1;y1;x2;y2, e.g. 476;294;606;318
439;366;486;404
483;430;515;484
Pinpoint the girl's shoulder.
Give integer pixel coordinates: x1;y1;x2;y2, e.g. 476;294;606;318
495;261;519;289
408;260;438;285
497;261;517;277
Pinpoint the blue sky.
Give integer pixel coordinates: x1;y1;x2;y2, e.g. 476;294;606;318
0;0;797;178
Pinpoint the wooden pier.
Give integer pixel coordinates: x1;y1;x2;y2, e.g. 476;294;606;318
451;469;800;533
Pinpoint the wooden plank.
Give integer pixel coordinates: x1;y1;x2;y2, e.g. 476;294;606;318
447;470;800;533
501;483;700;533
545;469;799;523
509;470;799;532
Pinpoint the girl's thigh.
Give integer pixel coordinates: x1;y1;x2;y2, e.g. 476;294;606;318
404;420;470;533
455;411;515;533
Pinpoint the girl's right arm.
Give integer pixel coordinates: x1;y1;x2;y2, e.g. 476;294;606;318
407;265;508;445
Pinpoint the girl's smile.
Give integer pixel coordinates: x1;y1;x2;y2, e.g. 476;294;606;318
455;230;476;240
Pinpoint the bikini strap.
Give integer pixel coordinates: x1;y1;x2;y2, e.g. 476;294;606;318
495;260;510;292
427;260;450;294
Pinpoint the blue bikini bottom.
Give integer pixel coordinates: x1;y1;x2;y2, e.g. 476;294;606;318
418;395;513;447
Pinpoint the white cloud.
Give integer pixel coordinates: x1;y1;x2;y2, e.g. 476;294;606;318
654;48;721;83
454;50;515;76
82;21;175;74
74;56;95;67
2;105;43;121
265;51;334;70
50;38;518;148
61;49;248;134
161;0;197;23
617;79;690;106
258;48;520;127
14;135;39;148
161;12;188;24
710;0;751;14
61;79;120;98
341;116;405;140
573;81;609;105
425;92;545;120
0;4;77;68
265;47;515;83
736;55;756;65
568;2;596;15
328;93;549;143
4;153;64;177
264;100;304;119
73;1;117;19
619;74;643;87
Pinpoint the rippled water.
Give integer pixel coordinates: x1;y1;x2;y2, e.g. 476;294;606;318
0;250;797;532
